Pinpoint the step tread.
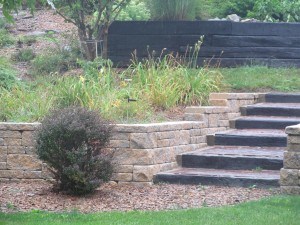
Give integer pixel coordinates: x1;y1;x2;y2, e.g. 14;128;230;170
215;129;287;137
235;116;300;122
265;93;300;103
157;168;280;180
246;103;300;109
182;146;284;159
266;92;300;96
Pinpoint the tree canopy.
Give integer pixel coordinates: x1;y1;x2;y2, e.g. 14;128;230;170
0;0;36;19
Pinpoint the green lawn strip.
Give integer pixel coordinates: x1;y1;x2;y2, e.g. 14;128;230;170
0;196;299;225
220;66;300;92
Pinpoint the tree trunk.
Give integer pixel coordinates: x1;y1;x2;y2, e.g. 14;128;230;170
78;29;96;61
102;27;109;59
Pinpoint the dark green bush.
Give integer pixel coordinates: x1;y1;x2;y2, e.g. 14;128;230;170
207;0;255;18
249;0;300;22
36;107;114;195
12;48;36;62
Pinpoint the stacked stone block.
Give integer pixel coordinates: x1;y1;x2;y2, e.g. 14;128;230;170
0;123;48;181
184;93;260;129
111;121;206;185
281;124;300;194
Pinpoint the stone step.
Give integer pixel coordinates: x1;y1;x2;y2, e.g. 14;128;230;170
241;103;300;117
179;146;283;170
231;116;300;129
154;168;280;188
207;129;287;147
264;93;300;103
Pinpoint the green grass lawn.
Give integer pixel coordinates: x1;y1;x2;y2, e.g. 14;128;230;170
221;66;300;92
0;196;299;225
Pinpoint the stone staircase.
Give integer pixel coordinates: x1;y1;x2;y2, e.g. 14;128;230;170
154;93;300;188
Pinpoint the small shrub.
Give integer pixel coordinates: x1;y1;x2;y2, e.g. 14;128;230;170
30;32;83;76
36;107;114;195
0;18;8;29
0;29;15;48
21;35;38;46
30;48;79;76
0;57;17;90
12;48;36;62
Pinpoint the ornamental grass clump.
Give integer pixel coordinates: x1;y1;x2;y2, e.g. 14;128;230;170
36;107;114;195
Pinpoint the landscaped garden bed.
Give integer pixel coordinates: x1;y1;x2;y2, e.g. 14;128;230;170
0;181;277;213
1;1;300;223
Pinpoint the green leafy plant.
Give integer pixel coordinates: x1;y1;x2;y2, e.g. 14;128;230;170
0;29;15;47
250;0;300;22
0;57;17;90
117;0;150;21
36;107;114;195
12;48;36;62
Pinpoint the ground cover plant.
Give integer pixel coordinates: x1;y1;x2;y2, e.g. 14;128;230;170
220;66;300;92
0;57;18;90
0;196;299;225
0;54;224;123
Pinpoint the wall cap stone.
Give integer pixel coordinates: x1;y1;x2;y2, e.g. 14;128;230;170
0;123;41;131
285;124;300;135
210;93;261;100
114;121;203;133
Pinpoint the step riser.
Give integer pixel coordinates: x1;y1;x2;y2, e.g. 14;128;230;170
241;107;300;117
265;94;300;103
154;175;279;188
212;136;287;147
181;155;283;170
232;120;299;129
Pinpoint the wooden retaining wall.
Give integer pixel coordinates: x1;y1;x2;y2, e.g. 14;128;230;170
108;21;300;67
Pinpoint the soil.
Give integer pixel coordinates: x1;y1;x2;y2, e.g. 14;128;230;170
0;181;278;213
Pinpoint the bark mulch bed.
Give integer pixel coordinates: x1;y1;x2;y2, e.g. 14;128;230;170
0;181;279;213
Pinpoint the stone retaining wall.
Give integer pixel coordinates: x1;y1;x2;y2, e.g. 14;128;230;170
281;124;300;194
0;93;262;184
0;123;48;181
0;121;205;184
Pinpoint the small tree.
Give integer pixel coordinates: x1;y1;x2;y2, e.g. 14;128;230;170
47;0;131;60
0;0;131;60
36;107;114;195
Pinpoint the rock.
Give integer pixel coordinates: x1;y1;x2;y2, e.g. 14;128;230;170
108;181;118;186
241;18;260;23
25;31;46;37
227;14;241;22
208;17;221;21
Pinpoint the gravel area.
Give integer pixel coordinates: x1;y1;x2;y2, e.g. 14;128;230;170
0;181;278;213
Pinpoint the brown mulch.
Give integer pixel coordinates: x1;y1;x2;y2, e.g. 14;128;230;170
0;181;278;213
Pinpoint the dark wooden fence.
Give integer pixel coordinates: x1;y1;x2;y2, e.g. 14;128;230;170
108;21;300;67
